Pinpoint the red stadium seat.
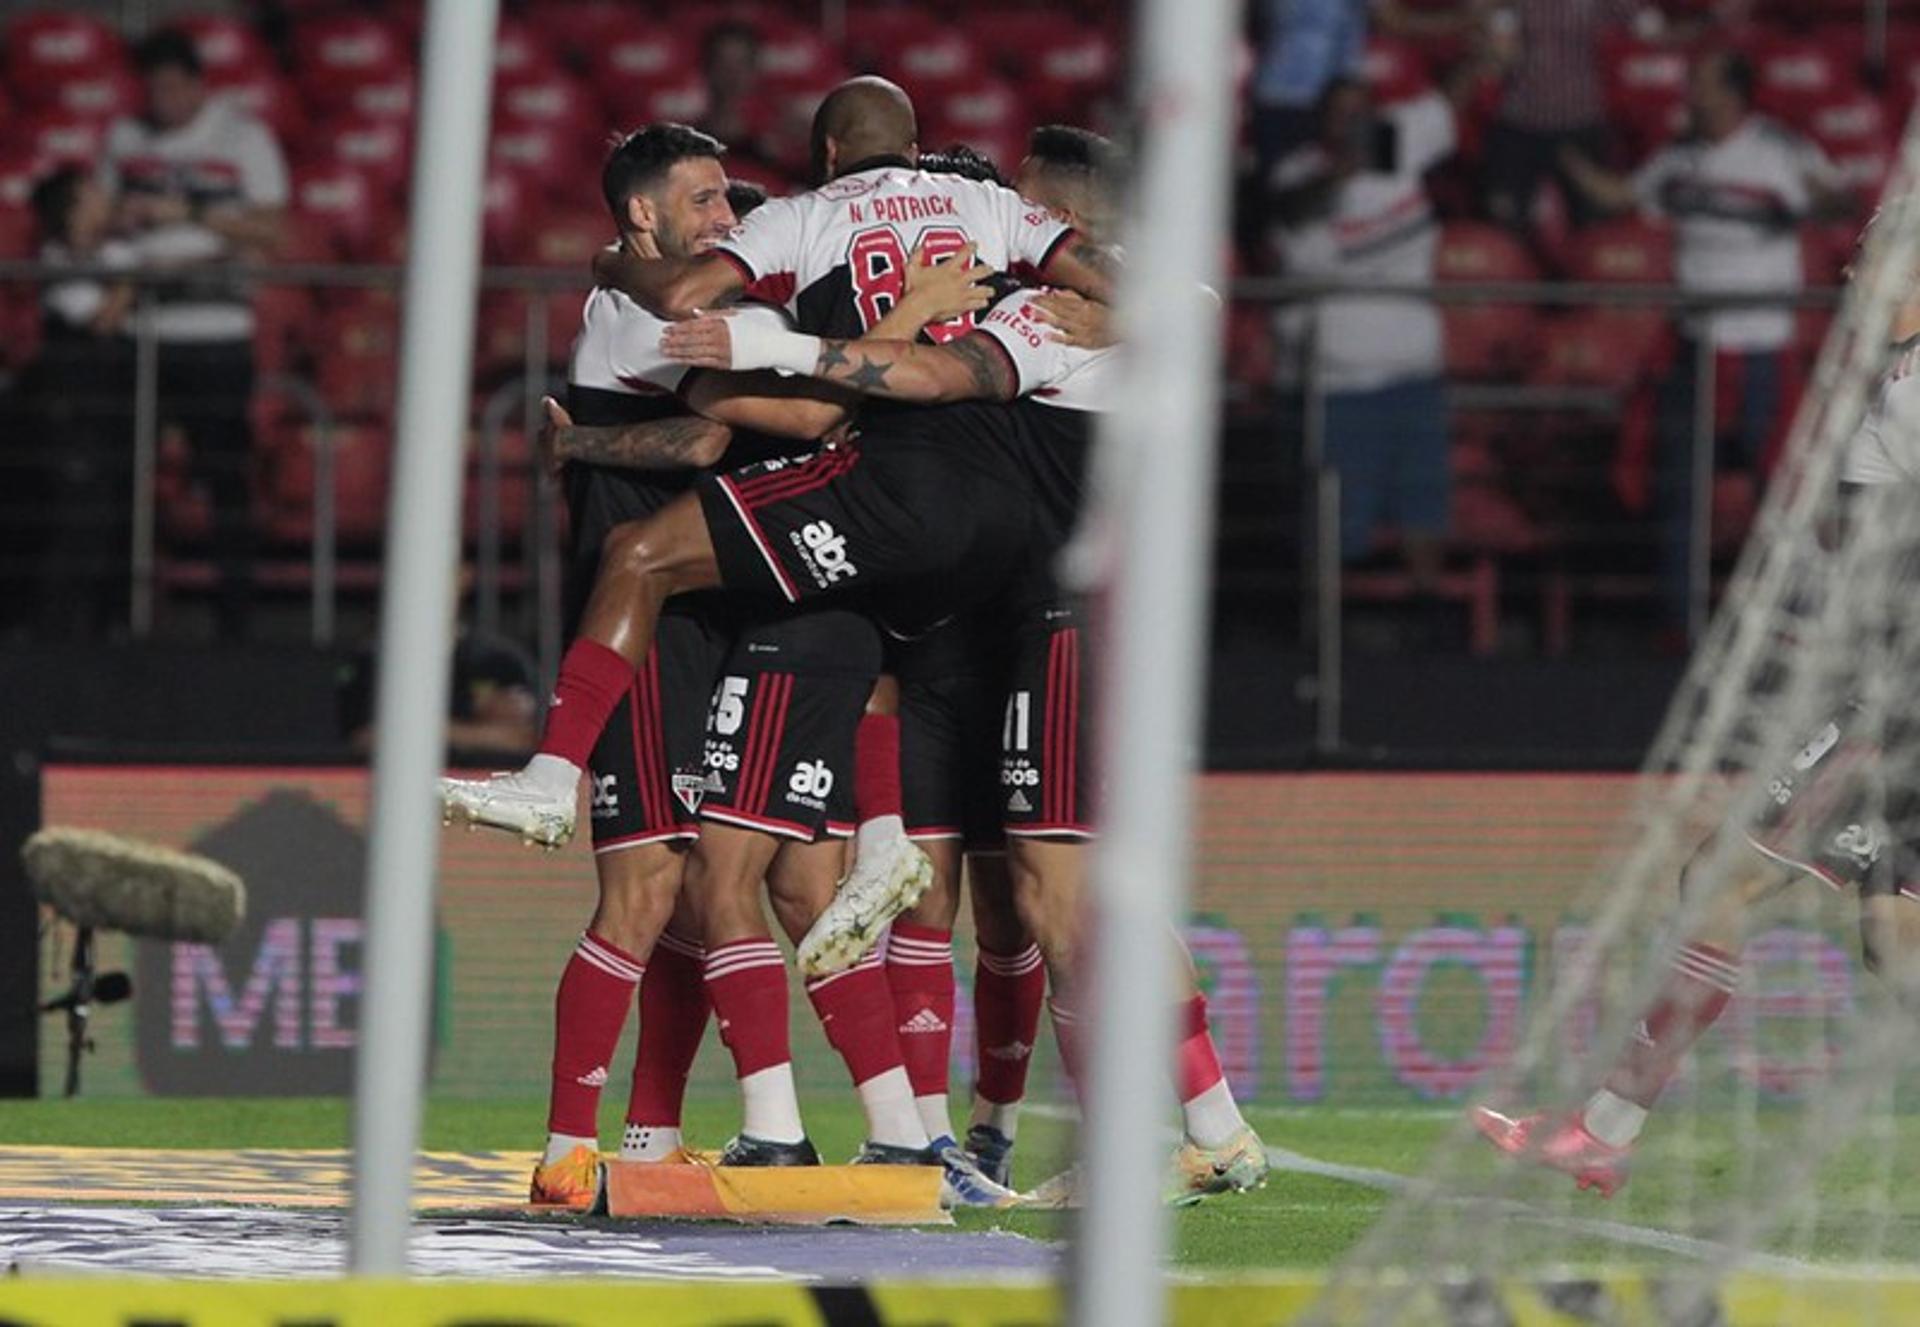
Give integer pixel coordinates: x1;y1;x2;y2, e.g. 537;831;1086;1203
589;30;695;118
291;158;388;260
482;169;533;263
1434;222;1541;381
4;10;126;109
1531;308;1667;394
253;284;315;375
265;424;392;547
1602;34;1691;159
50;66;141;124
314;293;401;419
463;428;533;546
622;74;712;129
215;72;307;143
495;71;601;139
517;206;613;270
493;15;562;89
1563;218;1673;285
1748;29;1857;126
174;13;272;82
932;75;1026;140
13;111;109;168
1024;23;1121;121
490;119;593;195
755;22;840;94
1360;37;1433;106
0;206;34;260
317;116;412;199
344;72;416;124
1806;89;1892;203
529;0;634;67
972;9;1080;80
293;12;410;118
879;26;986;95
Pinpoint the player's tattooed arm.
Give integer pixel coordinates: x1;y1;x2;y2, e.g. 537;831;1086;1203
592;245;745;320
1040;238;1120;306
807;334;1016;403
539;397;732;473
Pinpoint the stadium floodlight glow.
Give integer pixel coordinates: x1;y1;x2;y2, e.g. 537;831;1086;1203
1067;0;1242;1321
348;0;499;1276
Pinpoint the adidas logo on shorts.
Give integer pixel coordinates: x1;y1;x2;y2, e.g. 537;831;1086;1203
1007;789;1033;813
900;1009;949;1035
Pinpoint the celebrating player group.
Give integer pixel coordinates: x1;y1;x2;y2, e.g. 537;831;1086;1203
439;73;1269;1212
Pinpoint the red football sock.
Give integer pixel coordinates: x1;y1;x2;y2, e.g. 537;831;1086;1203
854;712;902;821
539;638;635;769
1603;941;1740;1108
973;942;1045;1105
546;931;644;1138
1174;993;1226;1102
703;937;791;1078
806;953;906;1085
1048;995;1083;1095
884;921;954;1098
626;929;709;1129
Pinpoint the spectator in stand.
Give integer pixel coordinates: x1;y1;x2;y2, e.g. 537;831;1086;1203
337;622;540;761
20;167;137;639
1267;77;1463;643
1481;0;1670;231
99;28;287;640
1559;49;1847;641
1250;0;1481;181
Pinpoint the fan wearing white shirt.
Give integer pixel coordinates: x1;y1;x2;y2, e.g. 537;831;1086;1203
98;28;288;639
1561;48;1850;640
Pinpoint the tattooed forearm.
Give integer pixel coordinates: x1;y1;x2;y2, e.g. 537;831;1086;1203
944;336;1016;401
818;340;853;374
561;415;731;471
814;340;895;392
845;359;894;392
1066;241;1119;282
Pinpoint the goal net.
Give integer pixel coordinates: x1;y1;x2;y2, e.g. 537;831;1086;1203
1315;121;1920;1319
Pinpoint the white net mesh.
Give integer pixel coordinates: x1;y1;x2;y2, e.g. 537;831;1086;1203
1312;121;1920;1321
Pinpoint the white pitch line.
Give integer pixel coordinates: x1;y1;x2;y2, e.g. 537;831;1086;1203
1024;1103;1819;1274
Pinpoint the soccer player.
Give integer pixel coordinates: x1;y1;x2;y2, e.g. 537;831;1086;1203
1473;215;1920;1196
661;132;1272;1202
465;124;988;1206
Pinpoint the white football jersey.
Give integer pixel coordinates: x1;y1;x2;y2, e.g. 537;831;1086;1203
975;288;1117;413
716;162;1076;342
570;287;791;402
1842;339;1920;486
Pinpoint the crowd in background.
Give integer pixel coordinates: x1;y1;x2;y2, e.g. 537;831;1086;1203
0;0;1904;653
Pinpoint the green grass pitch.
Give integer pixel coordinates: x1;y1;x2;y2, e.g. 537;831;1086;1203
6;1098;1920;1271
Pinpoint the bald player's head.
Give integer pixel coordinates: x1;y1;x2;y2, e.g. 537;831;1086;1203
809;76;917;184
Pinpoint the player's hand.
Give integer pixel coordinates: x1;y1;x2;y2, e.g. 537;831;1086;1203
535;396;573;475
659;314;736;369
1032;289;1116;349
898;242;994;323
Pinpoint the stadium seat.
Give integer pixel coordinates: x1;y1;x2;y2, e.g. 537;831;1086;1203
928;76;1028;161
215;72;308;143
1530;308;1667;395
528;0;634;67
1748;28;1858;126
293;12;411;118
495;71;601;141
1434;222;1541;381
314;294;401;419
491;120;594;196
607;73;711;132
264;423;393;547
13;111;109;168
0;205;34;261
1024;24;1121;122
291;158;389;261
754;22;841;94
516;206;613;270
492;15;562;90
877;25;986;95
1562;218;1674;286
4;9;126;109
252;284;315;376
1805;89;1892;202
317;117;412;199
588;29;695;119
343;71;417;124
463;427;533;547
174;13;272;83
481;169;533;264
1602;34;1690;159
1360;36;1433;106
49;66;141;124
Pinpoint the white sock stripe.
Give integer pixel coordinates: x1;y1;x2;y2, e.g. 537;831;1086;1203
576;935;645;981
980;947;1044;977
1675;949;1742;986
654;930;706;960
574;943;643;984
1675;959;1740;993
1048;1002;1078;1024
885;934;953;955
885;951;954;967
704;940;784;963
805;956;879;993
704;953;788;982
1677;945;1741;978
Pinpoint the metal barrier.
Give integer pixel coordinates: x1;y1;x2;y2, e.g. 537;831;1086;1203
0;259;1852;726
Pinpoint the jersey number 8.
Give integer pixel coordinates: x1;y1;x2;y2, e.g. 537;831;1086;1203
848;224;976;342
